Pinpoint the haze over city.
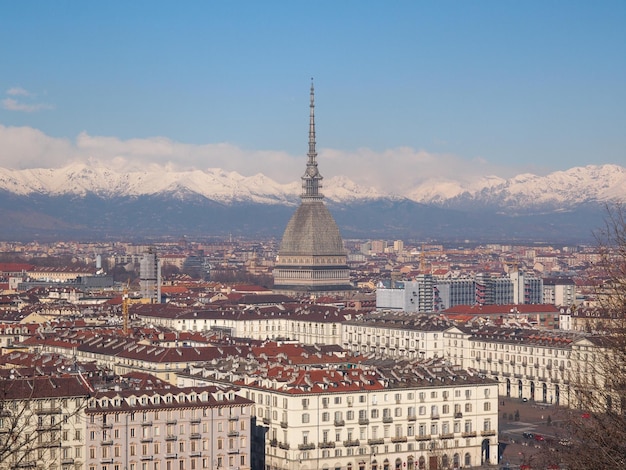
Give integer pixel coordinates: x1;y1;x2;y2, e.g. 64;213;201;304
1;1;625;196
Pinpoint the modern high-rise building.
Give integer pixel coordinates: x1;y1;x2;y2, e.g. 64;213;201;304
273;82;352;296
139;246;161;303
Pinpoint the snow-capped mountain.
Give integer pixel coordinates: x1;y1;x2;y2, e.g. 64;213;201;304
0;162;623;241
0;162;623;210
406;164;626;211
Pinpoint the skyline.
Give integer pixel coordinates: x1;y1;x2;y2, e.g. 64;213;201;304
1;1;625;195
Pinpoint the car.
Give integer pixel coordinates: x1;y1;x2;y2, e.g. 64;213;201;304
522;432;534;439
534;434;545;441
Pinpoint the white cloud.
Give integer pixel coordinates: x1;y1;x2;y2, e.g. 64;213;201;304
6;87;31;97
0;125;512;194
2;98;53;113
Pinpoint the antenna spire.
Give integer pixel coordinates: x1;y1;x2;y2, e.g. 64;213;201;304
302;79;323;199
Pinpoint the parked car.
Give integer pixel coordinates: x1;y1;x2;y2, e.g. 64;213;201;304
522;432;534;439
534;434;545;441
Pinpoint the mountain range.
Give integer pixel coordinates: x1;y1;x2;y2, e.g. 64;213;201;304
0;163;624;242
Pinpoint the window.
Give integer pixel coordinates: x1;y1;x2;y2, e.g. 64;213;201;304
302;398;309;410
484;402;491;412
302;413;310;424
464;403;472;413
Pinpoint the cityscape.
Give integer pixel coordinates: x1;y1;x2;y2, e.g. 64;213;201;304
1;3;625;470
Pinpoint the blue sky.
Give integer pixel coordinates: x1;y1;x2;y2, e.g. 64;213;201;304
0;1;624;193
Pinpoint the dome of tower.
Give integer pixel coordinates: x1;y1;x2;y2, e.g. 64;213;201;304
278;200;346;256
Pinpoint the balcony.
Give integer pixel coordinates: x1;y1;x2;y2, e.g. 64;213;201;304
298;443;315;451
166;419;177;425
191;418;201;424
534;363;539;369
141;455;154;461
527;375;535;380
559;365;565;371
486;357;492;363
280;421;288;429
343;439;360;447
141;437;153;443
61;458;75;465
269;439;277;447
278;442;290;450
430;414;440;420
382;416;393;423
318;441;335;449
102;423;113;429
498;359;503;364
141;421;153;426
227;430;239;437
502;372;511;378
166;435;178;441
334;419;345;427
546;364;552;370
191;432;202;439
358;418;370;425
101;459;114;464
439;433;454;440
461;431;477;438
415;434;431;442
101;440;113;446
166;454;177;459
391;436;407;443
408;414;416;421
227;448;240;455
228;415;239;421
262;417;271;425
454;412;463;419
367;438;385;445
36;407;62;415
190;452;202;458
481;430;497;436
514;374;523;379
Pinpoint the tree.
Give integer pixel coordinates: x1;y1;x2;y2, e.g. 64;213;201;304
0;376;90;470
540;204;626;469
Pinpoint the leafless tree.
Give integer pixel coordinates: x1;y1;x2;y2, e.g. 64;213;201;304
0;376;90;470
539;204;626;469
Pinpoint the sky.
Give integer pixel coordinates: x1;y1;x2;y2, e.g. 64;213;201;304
0;1;625;195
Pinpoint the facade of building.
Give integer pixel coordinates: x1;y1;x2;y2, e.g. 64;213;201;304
85;385;253;470
377;271;544;313
181;353;499;470
543;278;576;307
0;376;91;470
273;83;352;297
140;247;162;304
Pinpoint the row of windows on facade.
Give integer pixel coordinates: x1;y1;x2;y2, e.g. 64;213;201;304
88;437;246;458
279;446;475;468
91;405;244;424
92;418;244;441
292;388;489;408
296;418;493;444
289;401;493;424
87;454;245;470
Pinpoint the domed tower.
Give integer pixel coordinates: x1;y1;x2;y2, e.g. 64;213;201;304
273;82;352;296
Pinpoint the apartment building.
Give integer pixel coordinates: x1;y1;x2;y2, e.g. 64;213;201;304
0;376;91;470
132;303;347;346
341;312;452;359
180;347;499;470
85;385;253;470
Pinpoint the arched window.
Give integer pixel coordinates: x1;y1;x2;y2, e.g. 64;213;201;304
464;453;471;466
418;456;425;469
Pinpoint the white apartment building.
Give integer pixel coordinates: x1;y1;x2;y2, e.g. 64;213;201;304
180;352;499;470
342;312;451;359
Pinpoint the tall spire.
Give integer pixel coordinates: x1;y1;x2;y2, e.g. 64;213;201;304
302;78;323;199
